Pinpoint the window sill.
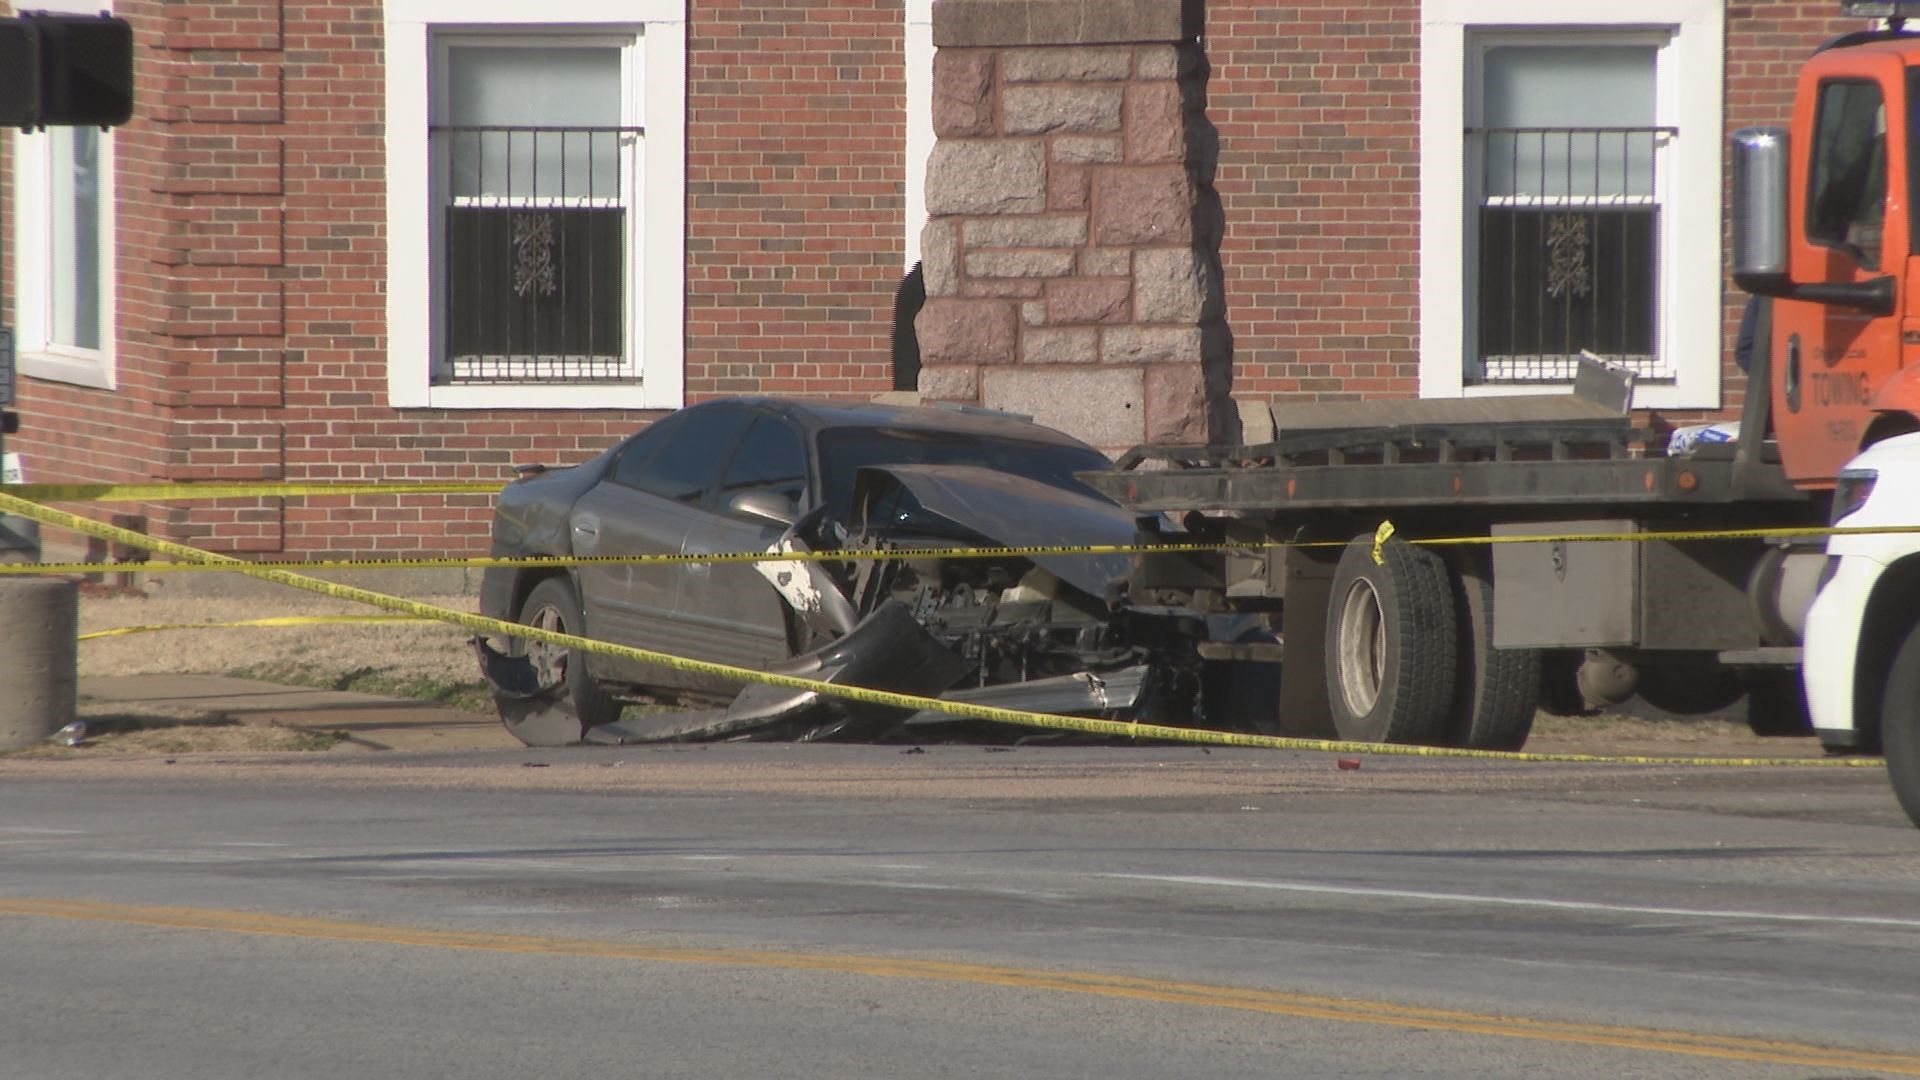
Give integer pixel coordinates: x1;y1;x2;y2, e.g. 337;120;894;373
19;348;114;391
1453;377;1711;412
416;381;659;410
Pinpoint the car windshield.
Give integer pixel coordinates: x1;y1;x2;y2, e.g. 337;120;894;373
817;427;1112;522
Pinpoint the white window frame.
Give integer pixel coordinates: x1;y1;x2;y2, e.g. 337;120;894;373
384;0;686;410
905;0;934;271
1420;0;1724;410
8;0;118;391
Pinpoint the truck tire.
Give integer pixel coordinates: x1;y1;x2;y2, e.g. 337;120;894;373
1444;550;1539;750
1324;535;1457;745
1882;618;1920;828
495;576;623;746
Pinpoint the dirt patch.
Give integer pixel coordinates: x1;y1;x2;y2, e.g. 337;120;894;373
1524;711;1830;760
54;587;485;754
79;588;481;685
8;701;345;757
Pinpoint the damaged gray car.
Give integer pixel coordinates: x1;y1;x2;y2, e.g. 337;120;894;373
475;397;1222;746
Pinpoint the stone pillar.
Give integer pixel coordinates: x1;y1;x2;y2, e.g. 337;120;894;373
916;0;1235;452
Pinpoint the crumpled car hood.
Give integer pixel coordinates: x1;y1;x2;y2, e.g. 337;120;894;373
849;463;1136;596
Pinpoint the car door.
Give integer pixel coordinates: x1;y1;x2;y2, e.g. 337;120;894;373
674;412;814;671
570;405;753;686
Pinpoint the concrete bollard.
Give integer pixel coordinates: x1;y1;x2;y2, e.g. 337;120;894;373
0;577;78;750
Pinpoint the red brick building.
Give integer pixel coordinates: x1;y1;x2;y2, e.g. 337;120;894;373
0;1;1862;558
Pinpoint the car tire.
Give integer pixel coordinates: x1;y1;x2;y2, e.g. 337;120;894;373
495;576;623;747
1881;619;1920;828
1444;550;1539;751
1323;535;1457;745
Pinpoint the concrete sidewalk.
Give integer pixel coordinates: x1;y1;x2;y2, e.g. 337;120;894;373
78;673;521;752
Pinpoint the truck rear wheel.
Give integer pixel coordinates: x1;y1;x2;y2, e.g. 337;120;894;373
1324;535;1456;745
1445;550;1539;750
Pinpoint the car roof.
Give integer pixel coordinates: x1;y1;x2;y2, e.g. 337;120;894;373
686;396;1104;452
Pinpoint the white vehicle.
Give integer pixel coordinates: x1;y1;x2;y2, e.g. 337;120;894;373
1803;430;1920;827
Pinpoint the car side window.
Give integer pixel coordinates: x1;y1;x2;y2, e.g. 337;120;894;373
716;416;809;511
607;413;685;490
610;408;751;504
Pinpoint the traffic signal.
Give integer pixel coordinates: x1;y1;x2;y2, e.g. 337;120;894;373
0;13;134;129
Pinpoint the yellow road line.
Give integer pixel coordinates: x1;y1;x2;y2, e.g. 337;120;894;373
2;898;1913;1073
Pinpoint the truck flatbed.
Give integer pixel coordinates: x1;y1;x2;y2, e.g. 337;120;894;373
1081;358;1809;517
1082;439;1808;514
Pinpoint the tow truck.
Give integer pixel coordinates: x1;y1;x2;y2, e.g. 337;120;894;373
1074;1;1920;756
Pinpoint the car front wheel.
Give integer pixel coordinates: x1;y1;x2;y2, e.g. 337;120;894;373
495;576;623;746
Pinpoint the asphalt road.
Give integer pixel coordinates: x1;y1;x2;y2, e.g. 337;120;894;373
2;745;1917;1079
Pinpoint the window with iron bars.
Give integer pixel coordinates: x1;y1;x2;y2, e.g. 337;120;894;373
1469;125;1673;384
431;123;640;384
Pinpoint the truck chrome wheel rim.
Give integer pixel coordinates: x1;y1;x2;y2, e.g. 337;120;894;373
522;603;568;689
1336;579;1386;716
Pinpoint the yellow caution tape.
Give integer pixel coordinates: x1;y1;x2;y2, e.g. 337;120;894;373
0;489;1880;769
6;520;1920;578
1370;520;1396;565
2;481;500;503
79;615;435;642
0;545;1217;575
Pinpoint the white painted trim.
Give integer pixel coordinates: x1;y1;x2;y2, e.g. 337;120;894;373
383;0;686;410
9;128;117;392
1420;0;1725;410
905;0;934;270
640;12;687;409
385;0;683;25
386;18;432;406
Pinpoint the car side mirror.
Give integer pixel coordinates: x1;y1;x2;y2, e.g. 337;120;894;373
727;489;798;527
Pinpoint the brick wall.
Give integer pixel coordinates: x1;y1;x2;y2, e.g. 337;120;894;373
685;0;907;399
1206;0;1421;403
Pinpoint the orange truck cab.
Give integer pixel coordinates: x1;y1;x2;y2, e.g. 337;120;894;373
1736;3;1920;486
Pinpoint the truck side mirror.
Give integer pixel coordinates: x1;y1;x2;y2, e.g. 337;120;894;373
1732;126;1791;296
1731;124;1896;315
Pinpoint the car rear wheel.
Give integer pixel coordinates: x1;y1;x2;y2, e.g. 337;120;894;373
1323;535;1457;745
495;576;623;747
1880;618;1920;828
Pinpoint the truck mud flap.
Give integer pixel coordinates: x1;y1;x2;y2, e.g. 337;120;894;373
583;599;971;744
